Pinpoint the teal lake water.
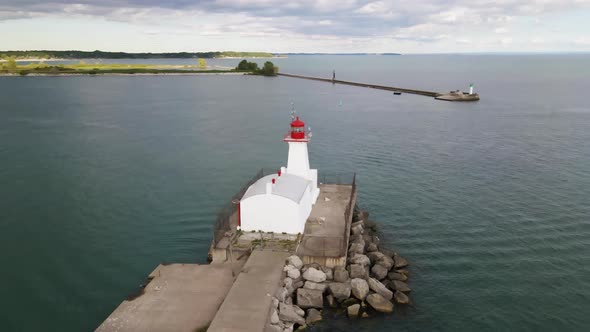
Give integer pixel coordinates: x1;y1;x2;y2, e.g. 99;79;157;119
1;55;590;331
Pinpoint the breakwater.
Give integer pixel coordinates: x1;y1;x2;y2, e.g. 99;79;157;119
278;73;480;101
278;73;438;97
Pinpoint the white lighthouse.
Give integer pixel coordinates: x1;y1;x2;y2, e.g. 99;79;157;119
239;115;320;234
283;116;320;202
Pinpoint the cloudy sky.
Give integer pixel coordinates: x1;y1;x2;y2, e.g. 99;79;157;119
1;0;589;53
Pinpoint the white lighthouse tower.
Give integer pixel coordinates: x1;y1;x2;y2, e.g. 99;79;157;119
238;114;320;234
283;116;320;203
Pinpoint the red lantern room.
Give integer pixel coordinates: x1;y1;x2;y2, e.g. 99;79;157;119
290;116;305;139
284;115;310;142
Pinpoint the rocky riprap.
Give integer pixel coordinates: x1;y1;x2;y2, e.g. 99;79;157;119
268;211;411;331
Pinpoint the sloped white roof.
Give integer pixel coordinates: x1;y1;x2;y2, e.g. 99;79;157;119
241;173;310;203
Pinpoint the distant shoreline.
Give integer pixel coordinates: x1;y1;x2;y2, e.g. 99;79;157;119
0;57;284;63
0;50;277;60
0;58;68;62
0;72;249;77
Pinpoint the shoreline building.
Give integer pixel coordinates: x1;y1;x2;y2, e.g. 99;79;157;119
239;116;320;234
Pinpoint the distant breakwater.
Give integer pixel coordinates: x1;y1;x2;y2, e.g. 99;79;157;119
278;73;439;97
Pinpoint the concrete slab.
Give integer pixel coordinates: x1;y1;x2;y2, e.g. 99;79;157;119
96;263;235;332
297;184;356;266
208;250;289;332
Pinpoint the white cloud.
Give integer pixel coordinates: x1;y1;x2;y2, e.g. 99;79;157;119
500;37;513;45
1;0;590;52
574;36;590;45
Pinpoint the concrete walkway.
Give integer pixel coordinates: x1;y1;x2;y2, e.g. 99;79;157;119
297;184;355;259
208;250;289;332
96;263;235;332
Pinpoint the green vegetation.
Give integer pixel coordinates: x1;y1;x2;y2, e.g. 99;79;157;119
0;50;274;60
1;59;278;76
235;60;278;76
237;59;259;71
1;62;234;76
1;56;18;72
260;61;278;76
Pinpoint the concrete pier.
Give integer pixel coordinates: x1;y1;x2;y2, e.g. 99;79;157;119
278;72;479;101
207;250;290;332
96;263;237;332
297;183;356;267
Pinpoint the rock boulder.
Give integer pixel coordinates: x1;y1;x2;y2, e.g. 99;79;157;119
293;305;305;316
366;293;394;313
328;282;351;301
394;290;410;304
271;307;279;324
348;264;367;279
387;271;408;282
367;277;393;300
296;288;323;309
350;254;371;267
351;224;364;236
286;267;301;280
367;251;385;265
371;264;388;280
333;266;349;282
348;242;365;255
303;281;327;293
275;287;289;303
306;308;322;325
391;280;411;293
302;267;327;283
347;304;360;318
376;255;394;270
301;263;322;274
350;278;369;301
279;303;305;325
366;243;379;252
380;248;395;258
287;255;304;269
284;277;293;289
394;255;409;269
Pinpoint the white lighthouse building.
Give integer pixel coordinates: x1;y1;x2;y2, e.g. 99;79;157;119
239;116;320;234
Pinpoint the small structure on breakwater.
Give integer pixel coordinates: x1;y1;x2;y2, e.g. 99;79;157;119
435;83;480;101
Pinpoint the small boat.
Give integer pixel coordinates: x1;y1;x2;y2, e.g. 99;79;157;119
393;91;402;95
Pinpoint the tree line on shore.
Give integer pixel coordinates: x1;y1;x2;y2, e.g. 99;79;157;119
236;60;278;76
